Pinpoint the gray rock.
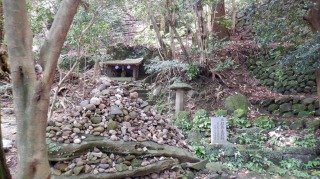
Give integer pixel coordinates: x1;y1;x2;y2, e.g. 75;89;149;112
115;164;129;172
107;120;118;131
130;92;139;99
90;115;102;124
110;106;123;115
93;126;105;133
51;168;62;176
129;111;138;119
90;97;101;105
74;138;81;144
55;163;68;171
302;98;315;105
80;100;89;107
85;104;96;111
73;166;84;175
152;86;162;97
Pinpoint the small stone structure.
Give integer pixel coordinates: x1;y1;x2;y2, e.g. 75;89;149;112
169;82;192;115
101;58;143;81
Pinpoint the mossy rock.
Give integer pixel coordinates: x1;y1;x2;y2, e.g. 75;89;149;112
267;104;279;112
292;104;307;113
279;103;292;113
233;109;247;118
290;120;304;130
305;120;320;129
282;112;294;117
224;94;250;113
297;111;311;118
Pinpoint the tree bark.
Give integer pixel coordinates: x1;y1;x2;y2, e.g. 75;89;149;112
3;0;80;178
303;0;320;33
211;0;229;39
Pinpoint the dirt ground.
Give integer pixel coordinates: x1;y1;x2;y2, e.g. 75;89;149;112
1;98;17;179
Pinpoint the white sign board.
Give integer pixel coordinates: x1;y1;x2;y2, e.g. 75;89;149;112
211;117;227;144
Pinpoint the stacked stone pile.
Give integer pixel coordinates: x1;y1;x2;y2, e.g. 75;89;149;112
47;77;188;149
47;77;201;177
51;147;182;178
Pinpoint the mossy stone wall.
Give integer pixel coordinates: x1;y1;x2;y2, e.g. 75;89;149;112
246;59;317;95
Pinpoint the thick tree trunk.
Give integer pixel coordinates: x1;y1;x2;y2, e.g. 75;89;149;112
303;0;320;33
3;0;80;178
211;0;229;39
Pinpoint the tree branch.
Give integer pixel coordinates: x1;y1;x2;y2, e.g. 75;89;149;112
39;0;81;84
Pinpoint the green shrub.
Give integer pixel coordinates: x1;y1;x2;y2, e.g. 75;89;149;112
183;62;201;80
233;117;251;128
175;111;192;130
254;116;275;129
213;109;228;117
193;109;210;129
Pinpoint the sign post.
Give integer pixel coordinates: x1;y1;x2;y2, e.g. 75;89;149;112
211;117;227;144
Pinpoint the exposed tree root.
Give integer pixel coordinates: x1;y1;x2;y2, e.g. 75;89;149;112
52;159;179;179
48;136;200;163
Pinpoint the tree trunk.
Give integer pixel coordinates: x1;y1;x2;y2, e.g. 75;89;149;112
211;0;229;39
231;0;237;33
3;0;80;178
303;0;320;33
195;0;207;63
146;1;169;60
303;0;320;106
316;69;320;107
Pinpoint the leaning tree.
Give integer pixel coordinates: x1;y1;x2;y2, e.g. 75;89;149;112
3;0;80;178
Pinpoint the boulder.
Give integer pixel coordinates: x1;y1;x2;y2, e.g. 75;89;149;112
292;104;307;113
279;103;292;113
224;94;250;113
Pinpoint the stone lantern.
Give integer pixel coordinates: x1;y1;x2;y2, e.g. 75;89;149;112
169;82;192;115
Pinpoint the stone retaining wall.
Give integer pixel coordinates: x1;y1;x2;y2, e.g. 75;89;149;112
259;97;319;117
247;59;317;95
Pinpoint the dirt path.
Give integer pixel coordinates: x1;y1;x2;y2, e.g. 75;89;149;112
1;99;17;179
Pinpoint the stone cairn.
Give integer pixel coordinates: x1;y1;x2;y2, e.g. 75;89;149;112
47;77;200;178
